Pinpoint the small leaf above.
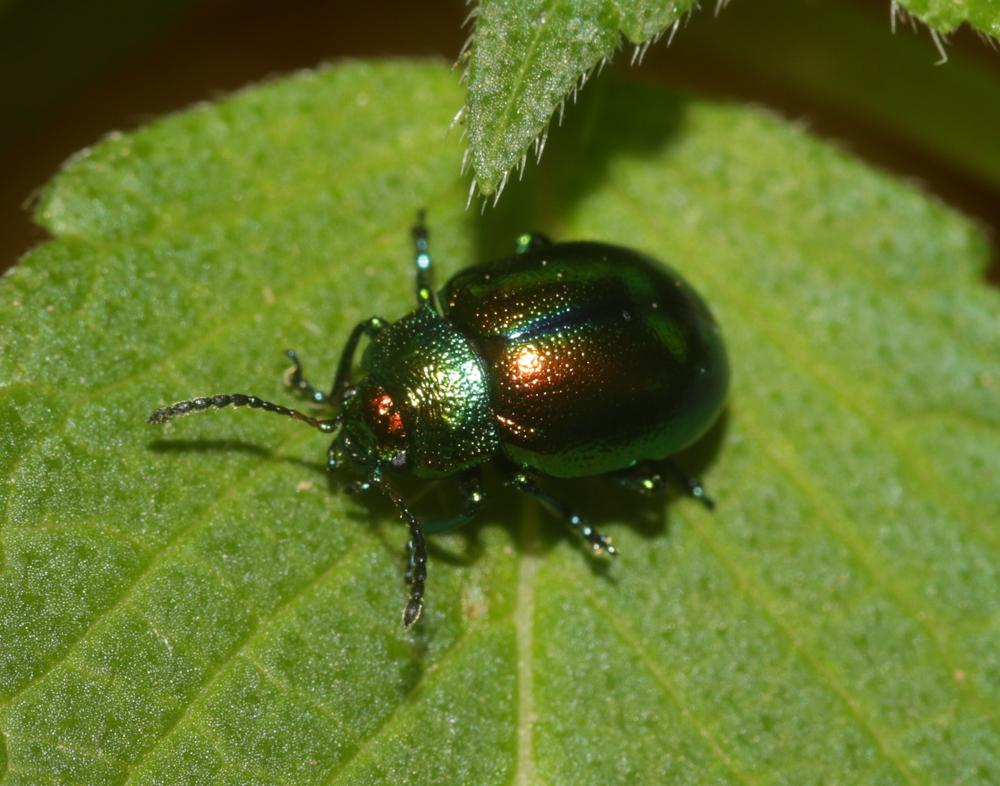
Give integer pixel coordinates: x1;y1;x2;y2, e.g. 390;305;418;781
461;0;698;198
1;60;999;785
461;0;1000;200
896;0;1000;41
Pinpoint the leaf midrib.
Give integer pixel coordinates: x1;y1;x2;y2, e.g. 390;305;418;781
475;0;561;174
513;501;539;786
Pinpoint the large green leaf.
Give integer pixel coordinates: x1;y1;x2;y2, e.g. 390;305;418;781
1;60;998;784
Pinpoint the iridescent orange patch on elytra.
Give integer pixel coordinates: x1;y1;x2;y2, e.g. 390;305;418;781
511;345;546;386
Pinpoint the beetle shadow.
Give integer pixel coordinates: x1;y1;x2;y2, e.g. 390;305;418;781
147;438;325;473
354;407;732;593
517;408;730;585
148;434;487;567
470;67;690;261
321;467;491;566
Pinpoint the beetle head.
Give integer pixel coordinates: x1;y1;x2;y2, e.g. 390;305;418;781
331;380;412;481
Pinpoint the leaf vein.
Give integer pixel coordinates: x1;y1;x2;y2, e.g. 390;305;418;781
0;427;319;710
683;511;923;786
566;569;754;785
319;622;492;786
734;404;1000;726
119;532;369;783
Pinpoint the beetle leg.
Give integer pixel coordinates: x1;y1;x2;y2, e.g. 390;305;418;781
403;527;428;627
326;317;386;400
611;464;668;495
514;232;553;255
412;210;440;313
508;471;618;557
378;479;429;627
614;461;715;509
283;349;329;405
663;460;715;510
422;470;485;534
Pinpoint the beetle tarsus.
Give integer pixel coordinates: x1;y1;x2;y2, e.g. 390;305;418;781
689;482;715;510
379;479;431;627
284;349;329;405
576;515;619;557
403;598;423;627
404;529;427;627
615;461;715;511
665;460;715;510
509;472;620;559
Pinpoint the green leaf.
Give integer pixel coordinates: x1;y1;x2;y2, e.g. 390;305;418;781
896;0;1000;40
462;0;698;198
462;0;1000;199
1;60;998;784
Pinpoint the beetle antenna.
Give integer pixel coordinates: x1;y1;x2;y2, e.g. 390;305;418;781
148;394;341;433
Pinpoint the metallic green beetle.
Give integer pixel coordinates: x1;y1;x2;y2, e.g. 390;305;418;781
149;215;729;625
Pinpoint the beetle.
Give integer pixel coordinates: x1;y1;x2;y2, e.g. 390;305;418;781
149;214;729;626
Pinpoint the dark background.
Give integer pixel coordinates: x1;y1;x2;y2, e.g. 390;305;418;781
2;0;998;279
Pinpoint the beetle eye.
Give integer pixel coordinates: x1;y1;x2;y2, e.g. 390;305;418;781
369;390;407;441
